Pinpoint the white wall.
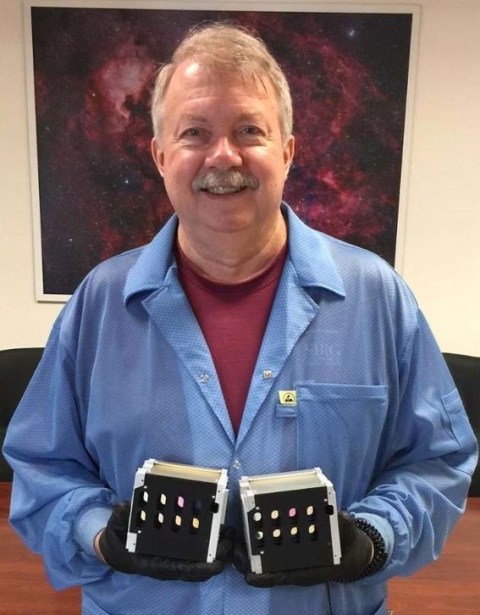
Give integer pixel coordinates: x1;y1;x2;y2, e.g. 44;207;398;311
1;0;479;354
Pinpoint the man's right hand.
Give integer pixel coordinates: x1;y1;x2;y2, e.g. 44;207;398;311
97;502;234;582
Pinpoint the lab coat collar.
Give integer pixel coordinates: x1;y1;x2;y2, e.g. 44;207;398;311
123;202;346;304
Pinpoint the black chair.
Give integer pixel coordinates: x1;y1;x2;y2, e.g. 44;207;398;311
443;353;480;497
0;348;44;481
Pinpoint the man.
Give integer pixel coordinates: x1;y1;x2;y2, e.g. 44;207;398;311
4;23;477;615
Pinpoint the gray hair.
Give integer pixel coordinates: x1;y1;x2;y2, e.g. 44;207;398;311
151;23;293;144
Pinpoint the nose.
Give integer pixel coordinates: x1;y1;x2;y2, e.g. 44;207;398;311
205;136;242;170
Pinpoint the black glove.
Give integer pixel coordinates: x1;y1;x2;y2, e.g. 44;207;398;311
98;502;234;582
233;511;374;587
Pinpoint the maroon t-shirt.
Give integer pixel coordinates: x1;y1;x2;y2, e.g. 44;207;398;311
176;243;287;434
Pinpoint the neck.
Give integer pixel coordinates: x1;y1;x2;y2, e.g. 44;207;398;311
177;214;287;284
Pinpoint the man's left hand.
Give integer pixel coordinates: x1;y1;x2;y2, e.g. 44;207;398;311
233;511;373;587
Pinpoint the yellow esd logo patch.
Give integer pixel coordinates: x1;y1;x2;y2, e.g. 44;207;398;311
278;390;297;406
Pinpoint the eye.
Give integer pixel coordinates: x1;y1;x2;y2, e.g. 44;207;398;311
238;125;267;144
180;128;202;138
177;127;210;147
241;125;263;136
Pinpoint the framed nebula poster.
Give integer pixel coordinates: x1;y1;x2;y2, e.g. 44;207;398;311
25;1;419;301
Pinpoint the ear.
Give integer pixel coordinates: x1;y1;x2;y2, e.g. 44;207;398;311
283;135;295;177
151;137;165;177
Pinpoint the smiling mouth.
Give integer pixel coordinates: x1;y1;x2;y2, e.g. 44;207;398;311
202;185;247;195
193;170;259;194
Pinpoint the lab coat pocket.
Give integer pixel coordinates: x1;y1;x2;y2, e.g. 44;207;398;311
296;383;388;498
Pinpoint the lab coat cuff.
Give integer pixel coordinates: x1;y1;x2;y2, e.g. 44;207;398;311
351;512;394;560
73;505;113;557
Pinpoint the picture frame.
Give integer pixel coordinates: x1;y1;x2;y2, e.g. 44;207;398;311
24;1;420;301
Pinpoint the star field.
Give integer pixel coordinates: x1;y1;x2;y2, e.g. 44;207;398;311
31;8;412;295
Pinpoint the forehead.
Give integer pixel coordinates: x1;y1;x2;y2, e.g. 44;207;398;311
164;60;278;112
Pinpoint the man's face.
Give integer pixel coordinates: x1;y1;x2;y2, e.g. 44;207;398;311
151;60;294;242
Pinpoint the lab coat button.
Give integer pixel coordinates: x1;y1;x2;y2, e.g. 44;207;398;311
233;459;241;470
199;374;209;383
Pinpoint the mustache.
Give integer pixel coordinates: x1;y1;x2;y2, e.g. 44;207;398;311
192;170;259;192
